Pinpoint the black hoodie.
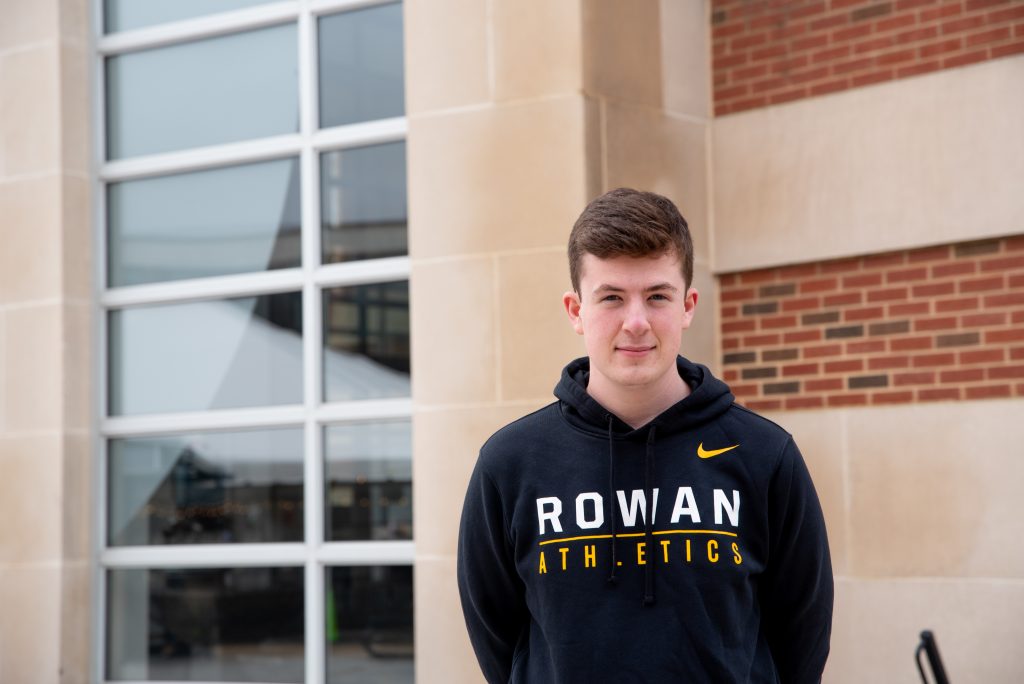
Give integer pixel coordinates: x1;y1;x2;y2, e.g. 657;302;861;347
457;356;833;683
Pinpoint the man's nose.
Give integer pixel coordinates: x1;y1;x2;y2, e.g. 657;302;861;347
622;300;652;335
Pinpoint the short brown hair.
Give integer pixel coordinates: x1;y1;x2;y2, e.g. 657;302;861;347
568;188;694;292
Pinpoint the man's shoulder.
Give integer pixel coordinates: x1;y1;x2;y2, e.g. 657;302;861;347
481;401;562;454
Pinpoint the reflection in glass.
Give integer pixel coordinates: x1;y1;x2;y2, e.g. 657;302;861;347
325;421;411;541
109;292;302;416
318;3;404;129
107;567;303;682
106;24;297;159
323;282;409;402
321;142;407;265
104;0;275;33
109;428;303;546
326;566;413;683
108;158;300;287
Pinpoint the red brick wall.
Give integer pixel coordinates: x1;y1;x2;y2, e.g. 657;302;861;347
718;236;1024;411
712;0;1024;116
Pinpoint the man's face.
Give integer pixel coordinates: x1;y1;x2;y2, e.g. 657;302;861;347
563;252;697;398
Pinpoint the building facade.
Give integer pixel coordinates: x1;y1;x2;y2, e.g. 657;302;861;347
0;0;1022;682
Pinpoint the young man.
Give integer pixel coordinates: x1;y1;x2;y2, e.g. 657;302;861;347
457;188;833;683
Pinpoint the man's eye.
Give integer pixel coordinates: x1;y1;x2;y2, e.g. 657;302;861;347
649;294;669;301
601;295;621;302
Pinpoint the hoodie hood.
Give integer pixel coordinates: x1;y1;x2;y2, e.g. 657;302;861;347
553;355;735;437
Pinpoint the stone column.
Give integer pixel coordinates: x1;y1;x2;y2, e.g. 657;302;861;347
0;0;93;681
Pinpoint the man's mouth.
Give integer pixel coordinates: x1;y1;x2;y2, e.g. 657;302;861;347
616;345;655;355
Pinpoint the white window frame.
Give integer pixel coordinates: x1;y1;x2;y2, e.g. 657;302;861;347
90;2;412;683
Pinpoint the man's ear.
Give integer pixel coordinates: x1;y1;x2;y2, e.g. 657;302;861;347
681;287;698;329
563;291;584;335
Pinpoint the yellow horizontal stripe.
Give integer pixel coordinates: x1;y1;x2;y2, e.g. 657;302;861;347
538;528;738;546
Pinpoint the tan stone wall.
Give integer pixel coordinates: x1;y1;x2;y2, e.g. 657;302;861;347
407;1;714;680
0;0;92;681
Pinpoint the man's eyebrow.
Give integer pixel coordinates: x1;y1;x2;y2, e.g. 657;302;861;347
591;283;680;294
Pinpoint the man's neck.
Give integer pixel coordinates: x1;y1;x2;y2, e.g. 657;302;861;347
587;370;691;430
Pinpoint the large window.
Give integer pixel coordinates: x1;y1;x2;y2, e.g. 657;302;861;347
95;2;411;682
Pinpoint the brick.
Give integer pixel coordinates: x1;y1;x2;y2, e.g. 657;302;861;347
932;261;976;278
743;367;779;380
847;339;887;354
849;374;889;389
855;36;896;54
944;50;990;69
920;38;963;59
813;45;853;63
863;252;906;269
912;352;957;367
730;95;769;112
825;359;864;373
724;369;740;382
1011;274;1024;288
807;378;844;392
984;292;1024;307
733;64;771;81
753;44;789;60
889;302;930;317
834;23;875;42
719;275;737;288
743;302;780;315
912;282;956;297
752;77;789;94
722;288;757;302
895;0;933;10
778;263;819;279
782;363;820;377
805;343;843;358
764;381;801;395
980;255;1024;272
941;368;985;383
966;27;1012;48
811;78;851;95
793;1;829;20
828;394;868;407
711;8;728;25
1014;311;1024;324
790;67;833;85
717;52;750;69
721;305;740;318
724;352;757;365
965;384;1012;400
965;0;1014;10
784;329;823;344
960;348;1005;365
868;355;910;370
988;366;1024;380
890;336;933;351
884;266;928;284
893;371;936;386
877;48;917;65
786;396;825;410
876;13;917;32
783;297;824;313
868;287;909;302
820;257;863;274
763;348;799;362
759;283;797;297
745;333;782;346
941;15;987;35
918;387;960;401
771;55;811;75
713;23;746;41
868;320;910;335
986;329;1024;344
792;34;830;52
844;306;885;322
803;310;842;325
896;26;940;44
731;32;769;51
724;320;758;334
871;391;914;405
770;89;808;105
907;245;951;263
826;325;865;339
824;292;863;307
914;317;957;332
834;56;875;74
989;4;1024;22
898;61;944;77
762;315;799;329
990;41;1024;58
745;399;784;411
935;297;979;313
852;70;894;86
800;277;839;294
740;269;777;284
844;272;883;287
769;24;810;42
811;13;850;32
955;239;1001;257
935;332;981;348
723;337;741;350
1011;347;1024;361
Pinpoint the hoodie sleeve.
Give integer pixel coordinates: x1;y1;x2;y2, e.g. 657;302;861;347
760;437;834;684
457;458;529;683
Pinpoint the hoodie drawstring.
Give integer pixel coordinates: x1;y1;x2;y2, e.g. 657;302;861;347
643;425;657;606
607;415;618;585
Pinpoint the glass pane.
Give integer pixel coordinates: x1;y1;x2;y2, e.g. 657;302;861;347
104;0;275;33
318;3;404;128
109;292;302;416
106;24;298;159
109;428;304;546
323;281;409;402
321;142;407;264
325;421;411;541
326;566;413;683
108;158;301;287
107;567;303;682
